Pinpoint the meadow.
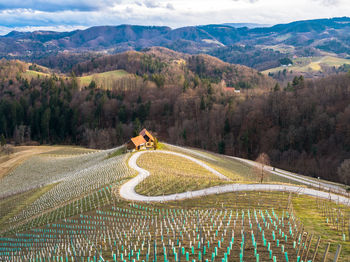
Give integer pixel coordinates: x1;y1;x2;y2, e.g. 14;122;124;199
263;56;350;74
77;70;133;89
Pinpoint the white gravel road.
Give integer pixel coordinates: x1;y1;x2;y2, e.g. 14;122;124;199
119;150;350;206
232;157;346;194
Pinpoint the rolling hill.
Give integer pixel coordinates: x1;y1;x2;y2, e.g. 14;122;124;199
0;144;349;261
1;17;350;72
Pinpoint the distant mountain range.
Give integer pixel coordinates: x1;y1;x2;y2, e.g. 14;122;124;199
223;23;270;28
2;17;350;71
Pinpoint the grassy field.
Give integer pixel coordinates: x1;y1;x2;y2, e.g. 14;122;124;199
135;152;230;196
259;44;296;53
263;55;350;74
77;69;131;89
163;144;305;185
21;70;51;80
291;195;350;258
21;68;133;90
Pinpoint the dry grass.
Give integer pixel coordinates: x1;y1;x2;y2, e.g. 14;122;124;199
0;183;57;231
78;70;131;89
0;146;60;179
135;153;229;196
263;55;350;74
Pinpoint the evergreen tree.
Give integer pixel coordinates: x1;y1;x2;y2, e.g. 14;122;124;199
0;134;5;146
41;108;51;141
133;118;141;136
273;83;280;92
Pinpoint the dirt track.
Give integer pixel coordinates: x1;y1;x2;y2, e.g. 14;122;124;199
0;146;58;179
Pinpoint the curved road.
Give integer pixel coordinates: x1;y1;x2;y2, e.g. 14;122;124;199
231;157;347;195
119;150;350;206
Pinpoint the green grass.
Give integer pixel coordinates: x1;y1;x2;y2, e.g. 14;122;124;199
291;195;350;261
22;70;51;79
78;70;131;89
135;152;230;196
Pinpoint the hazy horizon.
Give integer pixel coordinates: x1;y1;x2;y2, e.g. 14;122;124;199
0;0;349;35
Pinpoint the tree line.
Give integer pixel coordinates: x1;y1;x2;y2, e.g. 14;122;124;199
0;58;349;184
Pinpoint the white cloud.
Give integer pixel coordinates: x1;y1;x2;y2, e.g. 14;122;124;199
0;25;87;36
319;0;340;6
166;3;175;10
144;0;160;8
0;0;349;33
0;0;123;12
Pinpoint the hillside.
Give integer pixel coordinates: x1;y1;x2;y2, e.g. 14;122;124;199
263;56;350;83
1;55;350;184
72;47;274;90
0;144;349;261
1;17;350;72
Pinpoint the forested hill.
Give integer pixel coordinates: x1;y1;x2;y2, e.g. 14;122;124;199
1;17;350;72
0;54;350;185
72;47;273;89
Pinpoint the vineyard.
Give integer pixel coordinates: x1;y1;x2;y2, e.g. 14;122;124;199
135;152;230;196
0;145;349;261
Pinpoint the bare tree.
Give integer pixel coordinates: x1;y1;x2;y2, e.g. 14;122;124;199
1;144;14;155
337;159;350;185
255;153;270;183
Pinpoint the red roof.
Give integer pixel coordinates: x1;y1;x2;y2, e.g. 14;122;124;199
130;135;147;147
139;128;155;141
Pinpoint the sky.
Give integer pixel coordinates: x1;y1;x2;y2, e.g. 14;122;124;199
0;0;349;35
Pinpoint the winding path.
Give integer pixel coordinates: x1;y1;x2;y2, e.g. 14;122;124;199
232;157;346;194
119;150;350;206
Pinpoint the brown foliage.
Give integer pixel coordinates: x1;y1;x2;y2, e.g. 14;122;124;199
255;153;271;183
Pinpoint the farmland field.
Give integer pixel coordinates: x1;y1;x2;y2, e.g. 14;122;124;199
20;69;133;90
21;70;51;80
77;69;132;88
0;145;349;261
263;56;350;74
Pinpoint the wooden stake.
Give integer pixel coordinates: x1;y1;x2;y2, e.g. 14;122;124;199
304;233;313;261
333;244;342;262
321;242;330;262
311;236;321;262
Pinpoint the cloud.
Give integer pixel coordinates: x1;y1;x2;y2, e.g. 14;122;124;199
232;0;259;3
319;0;340;6
166;3;175;10
144;0;160;8
0;25;87;36
0;0;122;12
0;0;349;34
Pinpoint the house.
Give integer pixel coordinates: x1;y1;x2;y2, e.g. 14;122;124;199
127;135;147;151
139;128;155;147
127;129;156;151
